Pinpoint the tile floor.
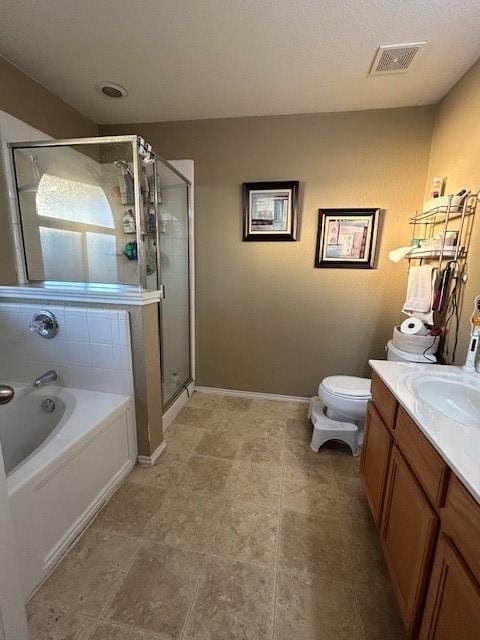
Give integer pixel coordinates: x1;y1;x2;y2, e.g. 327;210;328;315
28;393;407;640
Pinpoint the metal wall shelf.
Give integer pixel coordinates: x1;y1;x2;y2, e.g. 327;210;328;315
406;247;467;260
409;205;475;225
407;192;477;271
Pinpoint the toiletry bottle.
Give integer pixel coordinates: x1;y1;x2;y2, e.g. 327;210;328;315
123;209;136;234
431;177;445;198
118;173;127;204
125;170;134;203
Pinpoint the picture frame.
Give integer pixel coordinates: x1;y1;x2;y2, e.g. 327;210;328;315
315;208;380;269
242;181;299;241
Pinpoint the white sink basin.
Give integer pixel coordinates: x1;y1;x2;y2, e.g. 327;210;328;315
411;373;480;427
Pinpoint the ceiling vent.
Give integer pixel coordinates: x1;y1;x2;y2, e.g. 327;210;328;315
369;42;427;75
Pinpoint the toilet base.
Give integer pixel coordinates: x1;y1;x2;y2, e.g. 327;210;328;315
309;397;359;457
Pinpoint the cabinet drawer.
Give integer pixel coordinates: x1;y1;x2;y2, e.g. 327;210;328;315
371;372;398;430
442;475;480;584
395;406;449;509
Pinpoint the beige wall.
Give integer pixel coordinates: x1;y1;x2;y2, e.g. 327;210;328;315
425;58;480;364
102;107;435;396
0;56;96;139
0;56;98;284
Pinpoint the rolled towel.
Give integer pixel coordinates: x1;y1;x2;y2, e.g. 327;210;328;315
388;246;414;263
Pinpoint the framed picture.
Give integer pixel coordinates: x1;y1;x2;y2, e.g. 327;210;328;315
315;208;380;269
242;181;299;241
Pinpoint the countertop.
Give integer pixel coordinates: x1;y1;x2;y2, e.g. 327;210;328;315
369;360;480;504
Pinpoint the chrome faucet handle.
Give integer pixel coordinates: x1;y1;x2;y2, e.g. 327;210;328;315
0;385;14;405
29;311;59;339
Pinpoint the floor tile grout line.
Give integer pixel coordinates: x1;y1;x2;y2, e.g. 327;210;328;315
95;488;180;620
87;616;171;640
27;596;101;622
29;594;167;640
98;536;144;620
205;551;277;572
272;435;287;640
178;548;209;640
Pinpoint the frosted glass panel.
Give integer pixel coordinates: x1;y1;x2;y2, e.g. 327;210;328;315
12;141;139;286
86;232;117;282
39;228;83;281
37;174;114;227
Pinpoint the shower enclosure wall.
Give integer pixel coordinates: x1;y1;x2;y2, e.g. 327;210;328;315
7;135;193;417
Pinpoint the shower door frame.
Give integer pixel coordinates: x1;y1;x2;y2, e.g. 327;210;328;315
152;155;194;410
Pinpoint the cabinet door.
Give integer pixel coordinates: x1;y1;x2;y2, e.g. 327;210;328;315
419;534;480;640
360;401;393;525
381;446;439;635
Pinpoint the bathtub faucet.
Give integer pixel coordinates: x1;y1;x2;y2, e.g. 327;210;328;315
33;370;58;388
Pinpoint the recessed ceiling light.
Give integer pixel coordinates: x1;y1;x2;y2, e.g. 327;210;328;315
95;81;128;99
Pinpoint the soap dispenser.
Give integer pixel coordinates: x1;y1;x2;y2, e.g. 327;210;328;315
462;295;480;373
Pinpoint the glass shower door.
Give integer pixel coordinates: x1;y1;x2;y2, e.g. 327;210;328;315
156;160;191;407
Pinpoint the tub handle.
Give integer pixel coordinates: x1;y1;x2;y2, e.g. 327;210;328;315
0;385;14;405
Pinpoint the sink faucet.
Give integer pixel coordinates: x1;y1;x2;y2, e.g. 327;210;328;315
33;370;58;388
463;295;480;374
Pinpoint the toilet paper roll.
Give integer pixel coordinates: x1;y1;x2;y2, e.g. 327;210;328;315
400;317;429;336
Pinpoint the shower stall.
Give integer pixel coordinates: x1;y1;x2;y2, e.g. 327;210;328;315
7;135;193;410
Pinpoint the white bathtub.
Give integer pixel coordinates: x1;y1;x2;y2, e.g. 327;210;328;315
0;382;136;599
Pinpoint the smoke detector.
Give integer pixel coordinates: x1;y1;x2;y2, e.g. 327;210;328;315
95;81;128;99
369;42;427;75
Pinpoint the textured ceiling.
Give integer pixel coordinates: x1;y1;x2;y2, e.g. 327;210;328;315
1;0;480;124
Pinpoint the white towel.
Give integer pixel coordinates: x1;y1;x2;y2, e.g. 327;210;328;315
402;265;436;323
388;246;414;263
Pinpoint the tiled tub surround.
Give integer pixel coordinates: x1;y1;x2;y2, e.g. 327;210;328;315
0;301;137;599
0;302;133;395
28;394;407;640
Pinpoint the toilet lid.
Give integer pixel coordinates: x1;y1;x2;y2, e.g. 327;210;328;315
322;376;371;399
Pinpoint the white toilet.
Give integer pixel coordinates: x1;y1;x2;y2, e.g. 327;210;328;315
309;341;435;456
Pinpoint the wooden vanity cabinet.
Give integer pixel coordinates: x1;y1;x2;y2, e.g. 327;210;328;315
370;371;398;429
360;401;393;525
441;475;480;584
361;372;480;639
418;534;480;640
381;445;439;635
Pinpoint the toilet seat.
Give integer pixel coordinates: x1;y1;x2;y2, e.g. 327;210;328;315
320;376;371;400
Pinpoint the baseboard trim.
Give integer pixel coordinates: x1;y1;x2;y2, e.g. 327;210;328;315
137;440;167;466
194;385;309;404
162;388;190;433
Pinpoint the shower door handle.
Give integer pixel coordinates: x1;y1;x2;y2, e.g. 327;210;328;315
159;284;166;299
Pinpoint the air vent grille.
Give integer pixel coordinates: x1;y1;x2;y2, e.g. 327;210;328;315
370;42;427;75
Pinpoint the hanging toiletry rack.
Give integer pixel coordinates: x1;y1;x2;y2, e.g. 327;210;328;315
407;192;478;279
406;191;478;363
